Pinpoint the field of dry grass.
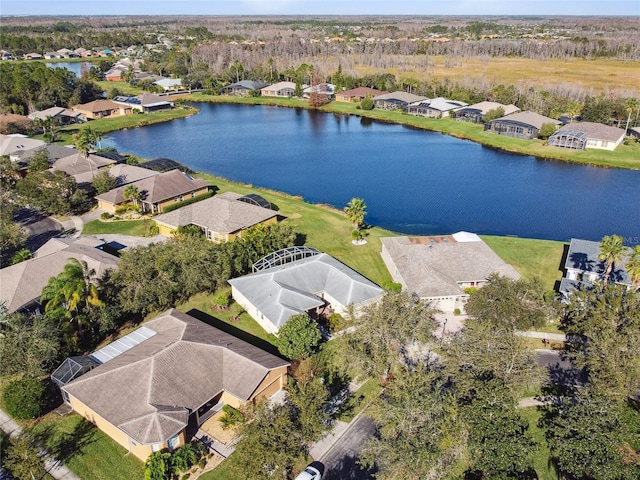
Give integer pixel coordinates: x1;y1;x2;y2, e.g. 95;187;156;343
359;56;640;94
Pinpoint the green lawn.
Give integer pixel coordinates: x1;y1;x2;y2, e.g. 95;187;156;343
27;413;144;480
519;407;560;480
82;219;156;237
481;235;566;292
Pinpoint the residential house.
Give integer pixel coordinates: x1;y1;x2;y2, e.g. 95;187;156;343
559;238;632;299
72;100;132;120
95;169;210;214
548;122;626;151
453;101;521;123
112;94;174;113
484;111;560;140
44;52;60;59
629;127;640;140
302;83;335;100
24;53;43;60
104;163;161;186
335;87;388;103
153;78;183;92
373;92;428;111
57;308;289;461
406;98;469;118
0;50;14;60
380;232;521;313
51;151;119;186
10;144;76;171
105;68;125;82
28;106;86;125
260;81;301;98
229;250;384;334
0;134;45;157
0;237;119;314
220;80;268;96
154;192;278;242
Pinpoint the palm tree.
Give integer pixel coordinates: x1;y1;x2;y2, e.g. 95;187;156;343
124;184;142;208
598;234;627;285
626;245;640;290
72;127;97;158
624;97;638;135
344;197;367;231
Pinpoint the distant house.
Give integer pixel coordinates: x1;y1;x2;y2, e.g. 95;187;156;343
220;80;268;96
72;100;132;120
112;94;174;113
24;53;43;60
0;50;14;60
373;92;428;111
406;97;469;118
95;169;209;214
453;101;521;123
153;78;183;91
0;237;119;314
105;68;124;82
58;309;289;461
10;144;76;170
0;134;45;157
104;163;161;187
260;81;300;98
335;87;388;103
44;51;59;59
51;151;119;186
559;238;632;299
154;192;278;242
548;122;626;151
629;127;640;140
484;111;560;140
380;232;521;313
229;250;384;334
302;83;335;99
28;106;86;125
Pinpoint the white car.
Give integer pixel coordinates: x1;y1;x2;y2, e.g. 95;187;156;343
294;465;322;480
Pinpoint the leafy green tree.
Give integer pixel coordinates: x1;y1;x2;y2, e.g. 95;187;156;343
344;197;367;230
483;106;505;122
360;365;462;480
539;122;557;139
72;126;98;158
598;234;627;285
16;170;81;215
543;393;640;480
0;155;21;190
464;274;551;330
461;377;536;479
626;245;640;290
288;376;330;442
232;402;306;480
170;443;198;477
340;292;437;382
0;192;27;267
3;434;48;480
123;184;142;208
624;97;638;134
28;146;51;172
11;248;32;264
91;169;117;194
561;284;640;397
360;95;374;110
2;376;47;420
276;313;322;360
0;313;61;378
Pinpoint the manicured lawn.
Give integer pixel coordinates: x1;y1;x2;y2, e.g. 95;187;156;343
337;378;383;423
28;413;144;480
519;407;559;480
82;218;156;237
481;235;566;292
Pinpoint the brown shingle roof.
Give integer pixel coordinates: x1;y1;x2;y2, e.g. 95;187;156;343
492;111;560;130
154;192;277;234
62;309;289;444
72;99;121;114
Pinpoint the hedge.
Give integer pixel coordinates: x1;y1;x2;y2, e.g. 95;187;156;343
161;190;215;214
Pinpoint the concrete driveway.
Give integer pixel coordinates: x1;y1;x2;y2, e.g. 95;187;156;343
14;207;63;251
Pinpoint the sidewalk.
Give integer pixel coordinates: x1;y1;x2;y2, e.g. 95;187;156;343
516;330;566;342
0;408;81;480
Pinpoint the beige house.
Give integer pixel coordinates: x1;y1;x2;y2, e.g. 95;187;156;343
260;81;301;97
95;169;209;214
335;87;388;103
380;232;520;313
548;122;626;151
60;309;289;461
72;100;131;120
154;191;278;242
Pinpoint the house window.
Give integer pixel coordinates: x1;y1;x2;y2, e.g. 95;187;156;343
168;435;180;451
152;443;160;452
62;390;70;404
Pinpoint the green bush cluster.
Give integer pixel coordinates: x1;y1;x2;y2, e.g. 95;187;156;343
219;405;246;429
161;190;214;214
2;377;47;420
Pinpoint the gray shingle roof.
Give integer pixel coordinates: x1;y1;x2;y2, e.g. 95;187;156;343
381;233;520;299
228;253;384;331
0;237;119;313
373;91;428;103
459;101;520;116
154;192;277;234
564;238;631;284
223;80;268;91
556;122;625;142
492;111;560;130
52;152;118;184
62;309;289;445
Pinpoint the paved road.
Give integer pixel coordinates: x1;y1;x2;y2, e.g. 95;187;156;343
14;207;63;251
535;349;587;387
321;414;377;480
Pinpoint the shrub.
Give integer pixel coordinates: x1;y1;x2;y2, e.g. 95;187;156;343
463;287;478;295
454;308;461;316
100;212;113;220
115;206;129;215
360;96;374;110
146;224;159;237
276;313;322;360
383;281;402;293
212;289;231;309
3;377;47;420
327;313;344;333
161;190;214;214
219;405;245;429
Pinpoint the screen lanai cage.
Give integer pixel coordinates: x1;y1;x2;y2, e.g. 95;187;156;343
548;130;588;150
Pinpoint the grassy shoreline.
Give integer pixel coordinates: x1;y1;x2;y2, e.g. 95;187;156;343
184;93;640;170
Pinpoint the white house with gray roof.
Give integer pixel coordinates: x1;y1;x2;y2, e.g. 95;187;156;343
406;97;469;118
380;232;520;313
228;252;384;334
548;122;626;151
373;91;428;111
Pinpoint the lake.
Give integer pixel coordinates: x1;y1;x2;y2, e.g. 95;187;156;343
103;103;640;243
46;62;93;77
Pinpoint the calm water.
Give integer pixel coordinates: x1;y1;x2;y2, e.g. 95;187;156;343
46;62;93;77
103;103;640;243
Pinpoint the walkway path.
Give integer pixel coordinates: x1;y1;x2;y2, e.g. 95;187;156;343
0;408;80;480
516;330;566;342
